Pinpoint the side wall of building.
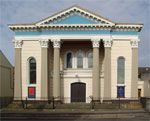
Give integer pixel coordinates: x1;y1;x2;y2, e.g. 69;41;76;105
21;40;41;99
111;40;132;99
0;50;14;108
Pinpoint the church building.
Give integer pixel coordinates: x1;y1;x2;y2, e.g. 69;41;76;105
8;5;143;103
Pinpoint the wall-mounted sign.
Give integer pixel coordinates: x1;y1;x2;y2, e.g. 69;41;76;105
117;86;125;98
28;87;36;98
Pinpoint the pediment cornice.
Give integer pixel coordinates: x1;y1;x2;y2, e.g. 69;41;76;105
8;5;143;32
35;5;114;25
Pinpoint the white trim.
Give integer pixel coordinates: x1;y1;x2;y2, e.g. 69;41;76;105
14;35;139;41
62;74;104;78
13;39;22;48
35;6;114;25
51;38;61;48
27;57;37;85
68;81;89;103
39;39;49;48
103;38;112;48
64;51;74;69
26;57;37;99
131;39;140;48
76;50;85;69
116;56;126;86
91;38;100;48
86;50;93;68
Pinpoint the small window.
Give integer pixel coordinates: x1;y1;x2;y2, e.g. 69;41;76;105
29;58;36;84
88;52;93;68
138;73;141;79
77;52;83;68
117;57;125;84
66;52;72;68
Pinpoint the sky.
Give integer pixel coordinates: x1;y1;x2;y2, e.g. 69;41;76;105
0;0;149;67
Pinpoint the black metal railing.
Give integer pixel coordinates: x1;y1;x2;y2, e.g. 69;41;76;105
1;96;150;112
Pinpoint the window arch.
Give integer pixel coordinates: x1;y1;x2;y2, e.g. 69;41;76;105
66;52;73;68
87;52;93;68
77;51;83;68
28;57;36;84
117;57;125;84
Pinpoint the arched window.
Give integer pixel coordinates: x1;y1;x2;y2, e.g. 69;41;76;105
87;52;93;68
66;52;72;68
77;52;83;68
29;58;36;84
117;57;125;84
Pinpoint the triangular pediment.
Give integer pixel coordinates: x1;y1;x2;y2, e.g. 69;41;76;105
55;14;97;24
36;5;115;25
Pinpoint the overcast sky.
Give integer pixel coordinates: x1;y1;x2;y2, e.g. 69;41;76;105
0;0;149;67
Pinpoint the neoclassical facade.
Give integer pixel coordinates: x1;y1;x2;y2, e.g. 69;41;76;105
8;5;143;103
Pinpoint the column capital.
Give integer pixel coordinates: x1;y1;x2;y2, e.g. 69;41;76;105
51;38;61;48
39;39;49;48
91;38;101;48
13;39;22;48
103;38;112;48
131;39;140;48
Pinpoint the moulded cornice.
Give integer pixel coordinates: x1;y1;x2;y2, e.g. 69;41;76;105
8;5;143;32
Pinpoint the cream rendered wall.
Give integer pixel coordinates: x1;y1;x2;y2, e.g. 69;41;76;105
144;80;150;98
62;77;92;103
138;80;150;98
21;41;41;100
58;41;104;103
138;80;144;97
111;40;132;99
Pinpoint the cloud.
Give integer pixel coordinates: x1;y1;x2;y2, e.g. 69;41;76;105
0;0;149;66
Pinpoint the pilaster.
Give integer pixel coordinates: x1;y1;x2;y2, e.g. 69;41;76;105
51;38;61;100
103;38;112;100
40;39;49;100
91;38;100;101
13;39;22;100
131;39;139;99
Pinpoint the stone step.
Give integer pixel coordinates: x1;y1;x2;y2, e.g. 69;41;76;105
1;111;149;120
6;101;143;109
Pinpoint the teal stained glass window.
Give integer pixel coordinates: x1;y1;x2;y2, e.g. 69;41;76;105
117;57;125;84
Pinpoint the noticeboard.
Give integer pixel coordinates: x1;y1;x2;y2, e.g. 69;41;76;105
28;87;36;98
117;86;125;98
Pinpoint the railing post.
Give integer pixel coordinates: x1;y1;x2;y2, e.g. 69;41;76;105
90;96;94;109
119;97;120;109
92;97;94;109
52;96;55;109
21;99;24;108
26;97;28;109
48;97;50;104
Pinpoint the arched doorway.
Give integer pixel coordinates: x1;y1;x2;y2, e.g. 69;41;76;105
71;82;86;102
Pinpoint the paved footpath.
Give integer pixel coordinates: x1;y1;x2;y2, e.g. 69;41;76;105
0;109;150;120
1;118;150;121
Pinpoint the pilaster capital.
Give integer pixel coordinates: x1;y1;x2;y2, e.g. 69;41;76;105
13;39;22;48
91;38;100;48
131;39;140;48
103;38;112;48
51;38;61;48
39;39;49;48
